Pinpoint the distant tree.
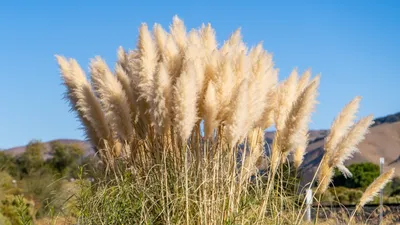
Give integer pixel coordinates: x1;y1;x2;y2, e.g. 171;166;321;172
47;142;84;177
15;140;44;176
332;162;380;189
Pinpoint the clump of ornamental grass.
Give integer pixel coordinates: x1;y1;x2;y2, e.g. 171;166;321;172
56;16;395;225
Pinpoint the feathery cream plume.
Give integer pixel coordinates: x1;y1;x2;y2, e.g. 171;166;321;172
247;51;276;128
325;96;361;153
117;47;129;73
125;49;140;82
56;56;112;151
70;59;112;142
274;69;298;131
246;128;265;168
226;79;249;146
203;81;218;138
274;76;319;166
286;77;320;152
90;57;133;141
317;162;334;194
150;62;171;133
318;99;372;192
170;15;187;52
164;35;182;79
200;24;218;89
124;49;150;131
359;168;395;207
115;60;137;117
200;23;217;55
221;28;243;55
348;168;395;224
288;76;320;168
248;43;264;62
137;23;157;103
172;60;197;140
296;69;311;96
293;133;309;169
258;86;278;129
188;29;202;47
330;115;374;177
232;51;250;86
56;56;103;148
153;23;168;59
215;54;235;121
184;43;205;95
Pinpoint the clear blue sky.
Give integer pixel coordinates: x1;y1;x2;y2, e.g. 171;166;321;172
0;1;399;149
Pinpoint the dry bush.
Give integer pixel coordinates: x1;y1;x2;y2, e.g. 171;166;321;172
56;16;395;225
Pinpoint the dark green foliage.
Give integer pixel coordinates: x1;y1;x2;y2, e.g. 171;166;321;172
0;195;34;225
385;176;400;197
0;152;18;177
47;141;84;177
0;171;14;191
332;162;380;189
15;140;45;177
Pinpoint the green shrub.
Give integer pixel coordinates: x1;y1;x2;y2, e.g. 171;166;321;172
332;163;380;189
329;187;363;205
47;141;84;177
15;140;45;177
0;171;13;191
0;152;17;177
0;195;35;225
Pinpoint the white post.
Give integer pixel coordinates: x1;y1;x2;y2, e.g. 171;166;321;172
306;188;313;222
379;157;384;224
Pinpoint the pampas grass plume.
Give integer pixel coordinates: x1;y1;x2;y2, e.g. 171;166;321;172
137;23;157;103
173;61;197;140
325;96;361;153
90;57;133;141
359;168;395;207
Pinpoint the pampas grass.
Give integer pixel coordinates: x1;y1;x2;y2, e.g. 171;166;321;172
56;16;395;225
317;97;374;194
348;168;395;224
359;168;395;208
